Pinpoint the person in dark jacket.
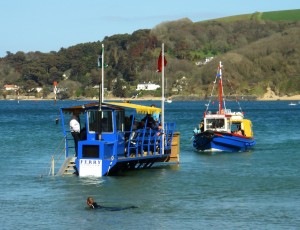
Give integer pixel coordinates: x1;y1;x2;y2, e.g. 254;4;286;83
86;197;137;211
86;197;100;209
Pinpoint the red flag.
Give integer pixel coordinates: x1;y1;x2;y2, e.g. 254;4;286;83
157;51;167;72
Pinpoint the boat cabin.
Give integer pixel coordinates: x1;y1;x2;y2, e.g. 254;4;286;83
203;110;254;138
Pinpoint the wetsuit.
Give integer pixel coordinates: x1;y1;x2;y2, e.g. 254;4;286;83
89;202;101;209
89;202;137;211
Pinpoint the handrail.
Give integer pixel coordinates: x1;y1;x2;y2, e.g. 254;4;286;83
48;137;67;176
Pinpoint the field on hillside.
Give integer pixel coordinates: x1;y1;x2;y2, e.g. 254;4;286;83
261;9;300;21
210;9;300;22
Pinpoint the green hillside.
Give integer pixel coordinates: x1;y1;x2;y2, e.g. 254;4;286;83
261;9;300;21
206;9;300;22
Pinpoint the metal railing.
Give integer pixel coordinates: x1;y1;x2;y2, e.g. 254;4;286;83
48;137;67;176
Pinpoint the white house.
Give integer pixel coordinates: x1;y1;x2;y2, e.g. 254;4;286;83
195;57;214;66
3;84;19;91
36;87;43;93
136;83;160;91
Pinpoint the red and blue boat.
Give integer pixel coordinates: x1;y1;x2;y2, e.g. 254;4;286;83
192;61;256;152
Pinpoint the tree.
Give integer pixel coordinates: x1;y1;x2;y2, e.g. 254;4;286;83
112;77;129;98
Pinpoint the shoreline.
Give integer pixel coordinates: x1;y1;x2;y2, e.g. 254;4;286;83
2;94;300;101
257;87;300;101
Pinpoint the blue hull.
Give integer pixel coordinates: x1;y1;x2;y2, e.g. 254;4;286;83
193;131;256;152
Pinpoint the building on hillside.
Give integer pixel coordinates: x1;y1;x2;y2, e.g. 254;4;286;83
3;84;19;91
136;82;160;91
28;87;44;93
36;87;43;93
195;57;214;66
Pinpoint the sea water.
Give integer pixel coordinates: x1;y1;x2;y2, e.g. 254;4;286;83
0;100;299;230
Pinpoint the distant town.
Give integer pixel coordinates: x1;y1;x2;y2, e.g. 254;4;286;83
1;82;165;100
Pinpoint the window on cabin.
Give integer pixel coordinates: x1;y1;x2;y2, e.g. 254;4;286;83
102;111;113;132
206;118;225;129
116;110;124;131
88;111;98;132
88;110;113;133
231;122;243;135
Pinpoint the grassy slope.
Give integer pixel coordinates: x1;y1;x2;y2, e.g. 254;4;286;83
261;9;300;21
205;9;300;22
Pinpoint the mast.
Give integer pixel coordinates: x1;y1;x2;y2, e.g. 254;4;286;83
161;43;165;155
98;45;104;140
101;44;104;102
218;61;223;113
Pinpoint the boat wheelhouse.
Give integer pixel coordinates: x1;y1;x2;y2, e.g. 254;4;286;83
52;101;180;177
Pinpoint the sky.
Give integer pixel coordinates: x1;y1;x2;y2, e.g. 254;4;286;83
0;0;299;57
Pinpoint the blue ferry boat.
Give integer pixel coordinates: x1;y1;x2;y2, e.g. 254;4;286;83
192;61;256;152
53;101;180;177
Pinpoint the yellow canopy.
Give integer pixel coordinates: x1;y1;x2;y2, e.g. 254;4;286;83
106;102;161;114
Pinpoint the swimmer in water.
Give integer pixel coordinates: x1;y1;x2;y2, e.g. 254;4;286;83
87;197;100;209
86;197;137;211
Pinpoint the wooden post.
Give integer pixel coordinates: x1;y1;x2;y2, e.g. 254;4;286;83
53;81;58;105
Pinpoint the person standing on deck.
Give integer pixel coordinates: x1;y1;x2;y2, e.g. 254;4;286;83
70;113;80;156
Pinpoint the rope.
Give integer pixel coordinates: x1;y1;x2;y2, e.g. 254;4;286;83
205;74;218;113
106;155;115;176
226;79;243;113
205;65;251;114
